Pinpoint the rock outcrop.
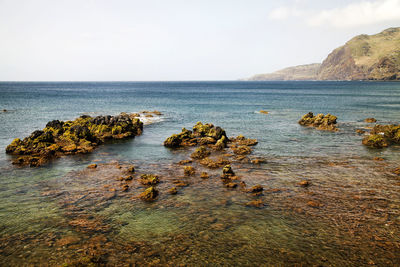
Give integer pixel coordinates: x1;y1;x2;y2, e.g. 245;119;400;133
6;114;143;166
362;124;400;148
164;122;228;148
298;112;338;131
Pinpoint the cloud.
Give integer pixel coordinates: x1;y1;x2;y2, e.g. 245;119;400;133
269;0;400;28
308;0;400;28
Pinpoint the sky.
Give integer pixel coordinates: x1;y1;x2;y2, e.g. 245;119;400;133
0;0;400;81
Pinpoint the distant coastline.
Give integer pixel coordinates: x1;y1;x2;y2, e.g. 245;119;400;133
245;27;400;81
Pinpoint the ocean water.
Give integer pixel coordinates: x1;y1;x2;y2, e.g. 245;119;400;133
0;81;399;266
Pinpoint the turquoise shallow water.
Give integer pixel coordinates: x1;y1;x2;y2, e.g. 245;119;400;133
0;81;399;266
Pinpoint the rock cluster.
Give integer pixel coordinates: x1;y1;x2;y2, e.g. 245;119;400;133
298;112;338;131
164;122;228;148
6;114;143;166
362;124;400;148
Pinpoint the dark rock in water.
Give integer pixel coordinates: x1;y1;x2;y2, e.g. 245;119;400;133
164;122;228;148
140;174;159;185
87;164;97;169
231;135;258;146
298;180;310;187
139;187;158;201
183;166;196;176
356;129;366;134
245;199;264;208
221;165;236;181
362;134;388;148
190;146;210;159
168;187;178;195
6;114;143;166
200;172;209;179
163;128;195;148
362;124;400;148
127;165;135;173
178;159;192;165
232;145;252;155
364;118;377;123
298;112;338;131
248;185;263;193
222;165;235;176
2;109;7;112
200;157;230;169
225;182;238;189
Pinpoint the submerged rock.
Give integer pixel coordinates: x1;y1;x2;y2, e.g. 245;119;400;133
298;112;338;131
298;180;310;187
356;129;366;134
364;118;377;123
183;166;196;176
6;114;143;166
190;146;210;159
232;145;252;155
248;185;263;193
200;172;209;179
199;157;230;169
127;165;135;173
168;187;178;195
232;135;258;146
87;164;97;169
245;199;264;208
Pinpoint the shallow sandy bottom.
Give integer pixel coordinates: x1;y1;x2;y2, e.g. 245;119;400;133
0;145;399;266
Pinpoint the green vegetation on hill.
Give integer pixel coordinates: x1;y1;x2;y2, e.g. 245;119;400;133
247;27;400;81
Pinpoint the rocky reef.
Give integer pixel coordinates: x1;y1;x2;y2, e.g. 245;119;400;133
362;124;400;148
164;122;228;148
298;112;338;131
6;113;143;166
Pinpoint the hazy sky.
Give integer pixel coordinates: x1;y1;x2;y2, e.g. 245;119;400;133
1;0;400;81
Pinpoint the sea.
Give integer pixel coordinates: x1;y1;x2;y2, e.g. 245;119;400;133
0;81;399;266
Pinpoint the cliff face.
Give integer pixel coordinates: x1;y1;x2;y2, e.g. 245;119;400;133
317;27;400;80
246;27;400;81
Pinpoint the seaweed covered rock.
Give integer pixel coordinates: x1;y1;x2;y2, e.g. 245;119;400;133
6;114;143;166
222;165;235;178
139;187;159;201
362;124;400;148
163;128;196;148
298;112;338;131
140;174;160;185
183;166;196;176
200;157;230;169
164;122;228;148
232;145;252;155
231;135;258;146
364;118;377;123
190;146;210;159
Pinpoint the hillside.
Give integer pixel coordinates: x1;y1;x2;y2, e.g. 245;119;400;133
246;27;400;81
247;63;321;81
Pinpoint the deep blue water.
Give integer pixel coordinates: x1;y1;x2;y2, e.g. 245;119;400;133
0;81;399;265
1;81;400;165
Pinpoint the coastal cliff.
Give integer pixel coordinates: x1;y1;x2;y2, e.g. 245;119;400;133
247;27;400;81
